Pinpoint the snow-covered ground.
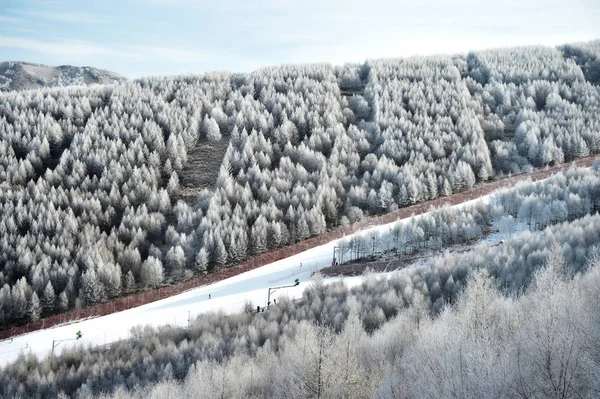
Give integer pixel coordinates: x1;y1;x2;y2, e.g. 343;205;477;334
0;185;545;367
0;240;347;366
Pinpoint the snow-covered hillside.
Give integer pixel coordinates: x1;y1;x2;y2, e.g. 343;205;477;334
1;43;599;331
0;189;510;367
0;61;126;92
1;162;598;367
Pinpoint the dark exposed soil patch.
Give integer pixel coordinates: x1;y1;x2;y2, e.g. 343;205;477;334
176;138;230;203
320;258;407;277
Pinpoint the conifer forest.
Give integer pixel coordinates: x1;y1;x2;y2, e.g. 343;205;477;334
0;40;600;398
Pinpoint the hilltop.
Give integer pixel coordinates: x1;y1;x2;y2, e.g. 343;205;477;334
0;61;126;92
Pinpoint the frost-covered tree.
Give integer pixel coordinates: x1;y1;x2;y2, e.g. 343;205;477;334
124;271;136;293
140;257;164;288
203;115;222;142
165;246;186;278
28;292;41;322
80;269;106;305
42;281;56;313
1;40;599;330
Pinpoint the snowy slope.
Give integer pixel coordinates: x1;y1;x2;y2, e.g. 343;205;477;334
0;191;498;367
0;61;126;92
0;181;552;367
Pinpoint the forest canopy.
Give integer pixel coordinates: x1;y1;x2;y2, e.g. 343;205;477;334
0;40;599;328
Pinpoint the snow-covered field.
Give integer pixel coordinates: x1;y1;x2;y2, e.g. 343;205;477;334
0;185;541;367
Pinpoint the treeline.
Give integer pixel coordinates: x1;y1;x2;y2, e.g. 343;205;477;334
1;210;600;398
1;41;600;328
338;165;600;263
101;253;600;399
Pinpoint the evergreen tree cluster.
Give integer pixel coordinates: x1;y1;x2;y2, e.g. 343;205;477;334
560;39;600;84
0;74;236;324
338;166;600;263
461;45;600;173
0;41;599;328
1;209;599;398
363;56;493;202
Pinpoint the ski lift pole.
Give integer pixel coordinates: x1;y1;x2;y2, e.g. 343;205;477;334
52;330;83;355
267;279;300;307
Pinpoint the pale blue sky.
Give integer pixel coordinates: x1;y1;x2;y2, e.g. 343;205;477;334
0;0;599;78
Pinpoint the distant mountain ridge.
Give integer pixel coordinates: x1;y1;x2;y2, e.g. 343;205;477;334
0;61;127;92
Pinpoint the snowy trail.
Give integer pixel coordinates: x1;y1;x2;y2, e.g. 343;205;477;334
0;177;560;367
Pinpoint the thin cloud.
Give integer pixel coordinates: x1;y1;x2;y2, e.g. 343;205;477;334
2;27;36;34
128;0;214;4
10;9;106;24
8;0;70;4
132;45;261;73
0;35;259;71
0;35;129;57
0;16;22;23
134;45;248;65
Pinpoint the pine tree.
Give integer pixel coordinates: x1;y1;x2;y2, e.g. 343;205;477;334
571;136;590;158
140;257;164;288
28;292;41;322
214;235;228;267
203;115;222;142
268;221;283;247
228;227;248;262
250;216;268;253
308;207;327;236
407;177;420;204
0;285;8;323
42;281;56;313
81;269;106;305
378;181;395;210
440;177;452;197
367;189;379;211
59;291;69;311
100;265;122;299
124;271;136;293
426;174;438;200
477;165;489;182
296;214;310;241
167;172;179;194
397;185;410;206
465;165;476;189
195;248;209;274
165;246;186;277
11;278;29;320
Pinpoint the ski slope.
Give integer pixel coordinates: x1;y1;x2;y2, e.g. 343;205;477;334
0;181;543;367
0;239;346;366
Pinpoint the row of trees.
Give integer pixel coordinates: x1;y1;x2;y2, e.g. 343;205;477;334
337;165;600;263
102;258;599;399
1;209;599;397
